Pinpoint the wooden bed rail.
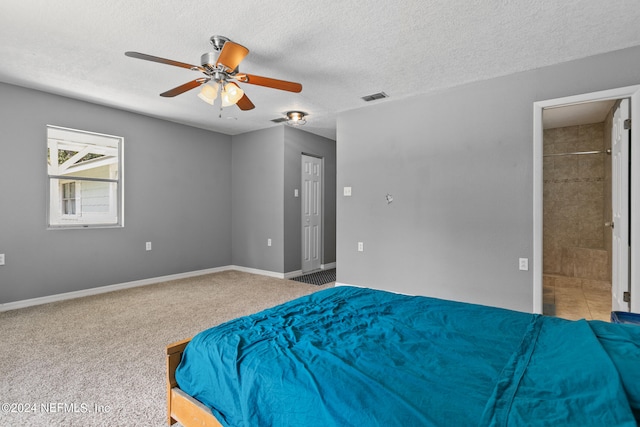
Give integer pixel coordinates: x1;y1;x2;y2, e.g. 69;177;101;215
166;338;223;427
166;338;191;425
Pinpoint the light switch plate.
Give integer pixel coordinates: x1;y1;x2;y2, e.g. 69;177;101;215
519;258;528;271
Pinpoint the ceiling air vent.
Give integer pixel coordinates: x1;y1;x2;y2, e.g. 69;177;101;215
271;117;288;123
361;91;388;102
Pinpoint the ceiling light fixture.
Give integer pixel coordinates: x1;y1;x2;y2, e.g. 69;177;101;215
198;80;246;108
221;82;244;107
286;111;307;125
197;82;219;105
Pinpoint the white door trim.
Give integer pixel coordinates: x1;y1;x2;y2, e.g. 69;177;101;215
533;84;640;314
612;99;631;312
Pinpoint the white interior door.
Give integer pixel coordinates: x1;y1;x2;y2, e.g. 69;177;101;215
612;98;631;312
301;154;322;273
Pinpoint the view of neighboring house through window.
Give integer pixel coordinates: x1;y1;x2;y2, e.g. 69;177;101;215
47;125;123;228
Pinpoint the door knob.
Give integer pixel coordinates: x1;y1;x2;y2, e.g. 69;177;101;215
605;221;614;229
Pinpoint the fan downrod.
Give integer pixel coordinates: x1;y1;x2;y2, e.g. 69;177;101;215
209;35;230;52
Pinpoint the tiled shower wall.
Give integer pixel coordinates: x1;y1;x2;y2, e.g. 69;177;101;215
543;121;612;282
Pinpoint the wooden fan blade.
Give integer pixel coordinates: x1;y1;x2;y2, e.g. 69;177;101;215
235;74;302;93
235;93;255;111
160;79;206;97
125;51;204;72
215;41;249;72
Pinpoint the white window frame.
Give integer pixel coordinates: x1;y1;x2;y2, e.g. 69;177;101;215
47;125;124;229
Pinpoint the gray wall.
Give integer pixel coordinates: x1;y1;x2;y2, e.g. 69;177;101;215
284;126;337;273
0;83;232;304
0;83;337;304
336;45;640;313
232;126;337;274
231;127;285;272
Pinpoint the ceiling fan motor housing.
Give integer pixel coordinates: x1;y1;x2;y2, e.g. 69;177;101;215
201;52;219;71
201;52;238;80
201;36;231;73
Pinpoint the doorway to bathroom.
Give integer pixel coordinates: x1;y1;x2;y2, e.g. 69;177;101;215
533;85;640;317
541;99;619;320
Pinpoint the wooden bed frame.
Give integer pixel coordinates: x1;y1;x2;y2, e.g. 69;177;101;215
166;338;223;427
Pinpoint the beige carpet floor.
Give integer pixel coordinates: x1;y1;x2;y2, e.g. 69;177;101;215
0;270;333;427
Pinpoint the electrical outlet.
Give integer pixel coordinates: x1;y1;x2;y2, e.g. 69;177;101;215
358;242;364;252
519;258;528;271
344;187;352;197
146;242;152;251
268;238;272;247
0;253;5;265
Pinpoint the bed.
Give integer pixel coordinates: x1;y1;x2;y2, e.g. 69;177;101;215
166;286;640;426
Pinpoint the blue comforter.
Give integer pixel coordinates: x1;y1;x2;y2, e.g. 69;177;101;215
175;286;640;426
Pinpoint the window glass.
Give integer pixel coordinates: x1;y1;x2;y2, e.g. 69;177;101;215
47;126;123;228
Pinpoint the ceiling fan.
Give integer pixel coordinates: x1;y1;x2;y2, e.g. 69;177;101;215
125;35;302;111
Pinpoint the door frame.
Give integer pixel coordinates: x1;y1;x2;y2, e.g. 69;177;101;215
533;84;640;314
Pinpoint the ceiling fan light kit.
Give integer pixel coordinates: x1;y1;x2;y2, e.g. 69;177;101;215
197;82;219;105
125;35;302;112
221;82;244;107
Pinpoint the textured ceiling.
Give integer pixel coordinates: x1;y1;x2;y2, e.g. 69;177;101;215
1;1;640;140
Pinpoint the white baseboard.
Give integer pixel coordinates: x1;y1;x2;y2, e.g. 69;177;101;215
321;262;337;270
0;264;338;312
229;265;286;279
335;282;357;288
0;266;233;312
335;282;412;296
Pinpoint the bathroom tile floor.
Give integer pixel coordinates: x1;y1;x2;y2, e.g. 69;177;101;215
543;274;611;321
